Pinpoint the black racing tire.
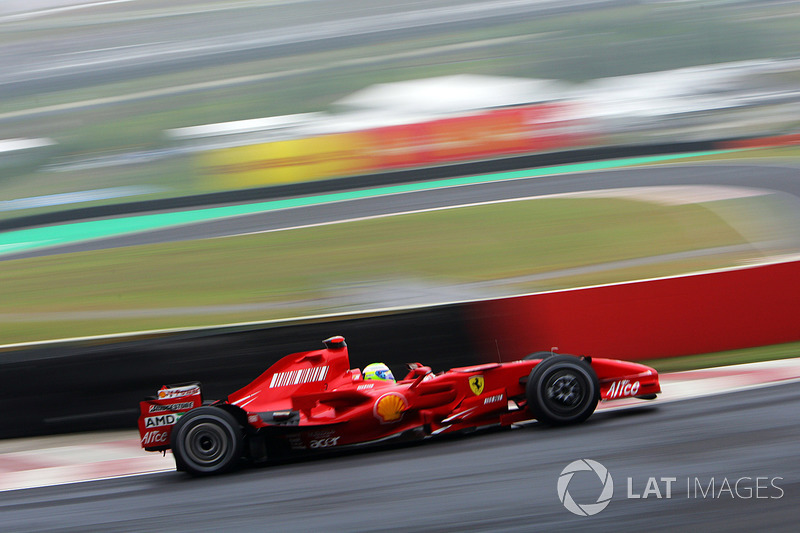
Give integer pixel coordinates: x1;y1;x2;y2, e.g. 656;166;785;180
525;355;599;426
523;351;558;361
171;407;243;476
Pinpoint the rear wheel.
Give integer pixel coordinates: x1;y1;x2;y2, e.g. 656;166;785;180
172;407;243;476
525;355;599;426
523;351;557;361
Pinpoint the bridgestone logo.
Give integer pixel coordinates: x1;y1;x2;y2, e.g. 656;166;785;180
149;402;194;413
269;366;329;388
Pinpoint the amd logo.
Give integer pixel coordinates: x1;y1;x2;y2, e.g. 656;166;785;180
144;413;180;428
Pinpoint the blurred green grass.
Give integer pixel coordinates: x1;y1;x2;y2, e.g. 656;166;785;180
0;197;749;344
644;341;800;373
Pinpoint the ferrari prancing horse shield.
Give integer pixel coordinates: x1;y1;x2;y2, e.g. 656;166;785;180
469;375;485;396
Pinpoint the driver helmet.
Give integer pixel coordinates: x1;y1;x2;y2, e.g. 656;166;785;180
363;363;395;383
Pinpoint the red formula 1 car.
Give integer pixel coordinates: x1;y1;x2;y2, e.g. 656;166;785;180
138;336;660;475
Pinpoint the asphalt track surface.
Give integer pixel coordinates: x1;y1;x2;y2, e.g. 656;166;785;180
3;382;798;532
4;161;800;261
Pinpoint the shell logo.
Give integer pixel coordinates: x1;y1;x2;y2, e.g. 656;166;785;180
373;392;408;424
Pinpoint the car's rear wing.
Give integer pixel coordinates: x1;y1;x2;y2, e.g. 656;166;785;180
138;382;202;451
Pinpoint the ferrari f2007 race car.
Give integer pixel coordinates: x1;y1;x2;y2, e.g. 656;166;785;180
138;336;660;475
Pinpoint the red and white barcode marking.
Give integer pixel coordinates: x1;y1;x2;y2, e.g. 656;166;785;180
269;366;329;388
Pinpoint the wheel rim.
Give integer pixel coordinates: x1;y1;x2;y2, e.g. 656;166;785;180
544;370;586;414
183;421;229;467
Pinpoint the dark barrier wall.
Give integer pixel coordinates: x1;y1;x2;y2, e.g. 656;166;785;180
466;261;800;362
0;306;476;439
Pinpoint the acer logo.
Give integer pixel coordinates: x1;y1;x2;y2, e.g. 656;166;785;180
309;437;340;449
606;379;640;399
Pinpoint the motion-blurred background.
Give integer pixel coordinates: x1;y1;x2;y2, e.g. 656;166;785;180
2;0;798;213
3;5;800;527
1;0;799;346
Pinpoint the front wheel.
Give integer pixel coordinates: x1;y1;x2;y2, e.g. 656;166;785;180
526;355;599;426
172;407;243;476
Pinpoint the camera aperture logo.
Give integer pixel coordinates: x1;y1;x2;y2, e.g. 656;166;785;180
557;459;614;516
557;460;785;516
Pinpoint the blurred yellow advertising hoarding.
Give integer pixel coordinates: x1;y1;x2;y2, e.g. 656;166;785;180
200;104;586;190
199;132;371;189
